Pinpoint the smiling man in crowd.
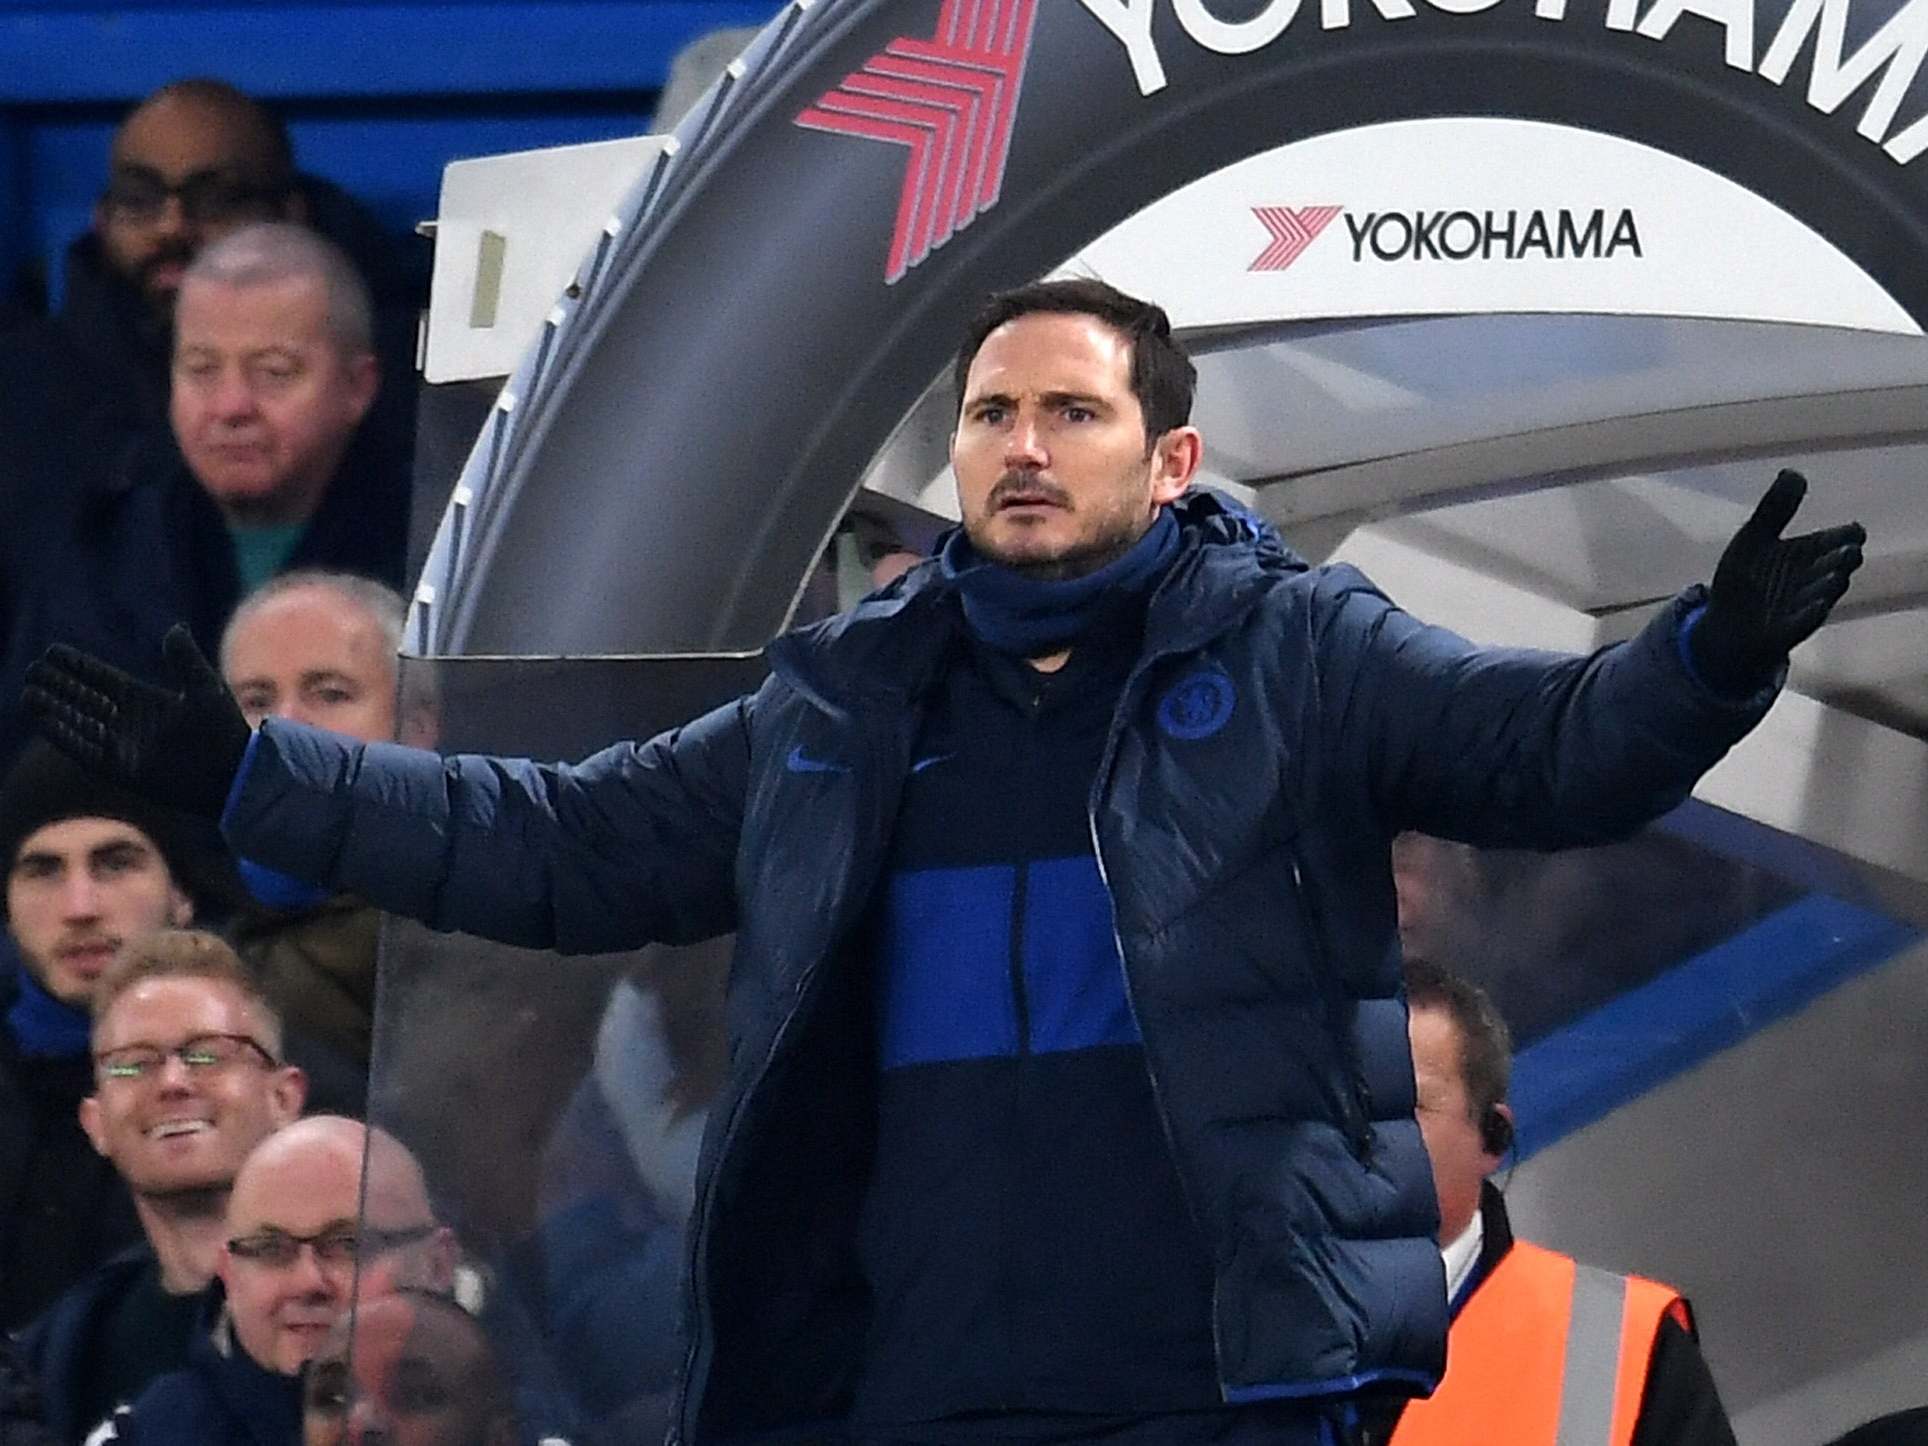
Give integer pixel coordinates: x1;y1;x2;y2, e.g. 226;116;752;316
0;743;208;1333
17;931;304;1443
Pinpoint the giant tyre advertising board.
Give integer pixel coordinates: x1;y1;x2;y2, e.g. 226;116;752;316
412;0;1928;660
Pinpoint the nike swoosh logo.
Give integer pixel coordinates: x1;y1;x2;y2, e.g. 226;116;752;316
910;752;954;774
786;744;851;775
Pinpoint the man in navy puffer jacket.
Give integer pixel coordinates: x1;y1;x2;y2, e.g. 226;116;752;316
25;280;1864;1446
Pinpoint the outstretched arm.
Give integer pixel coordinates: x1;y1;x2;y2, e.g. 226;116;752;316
1317;472;1863;847
26;627;751;954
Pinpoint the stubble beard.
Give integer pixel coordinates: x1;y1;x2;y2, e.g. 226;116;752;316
970;473;1154;582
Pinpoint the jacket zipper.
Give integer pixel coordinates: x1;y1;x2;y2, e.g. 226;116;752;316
672;715;903;1446
1085;648;1230;1389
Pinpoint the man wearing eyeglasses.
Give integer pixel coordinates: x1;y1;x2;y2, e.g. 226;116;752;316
16;931;303;1444
91;1113;450;1446
0;219;408;776
0;78;411;448
0;80;420;774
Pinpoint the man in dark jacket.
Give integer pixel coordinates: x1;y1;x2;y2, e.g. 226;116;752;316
218;569;436;1097
0;744;207;1330
0;78;422;775
1362;960;1736;1446
90;1114;449;1446
0;221;406;768
25;280;1866;1445
18;931;305;1444
0;78;419;515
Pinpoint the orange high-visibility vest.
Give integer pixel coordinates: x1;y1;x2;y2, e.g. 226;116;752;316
1391;1240;1690;1446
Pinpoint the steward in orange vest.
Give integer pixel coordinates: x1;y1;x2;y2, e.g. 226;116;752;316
1373;1184;1733;1446
1363;963;1736;1446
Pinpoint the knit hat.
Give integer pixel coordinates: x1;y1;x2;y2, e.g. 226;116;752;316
0;740;236;918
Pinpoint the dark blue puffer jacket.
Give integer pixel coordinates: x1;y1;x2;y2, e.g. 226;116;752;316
222;491;1774;1445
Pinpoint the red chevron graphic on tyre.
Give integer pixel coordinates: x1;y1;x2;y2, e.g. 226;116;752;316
1250;206;1343;271
795;0;1039;283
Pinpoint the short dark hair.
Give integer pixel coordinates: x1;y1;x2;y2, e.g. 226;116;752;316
953;278;1197;444
1403;957;1512;1125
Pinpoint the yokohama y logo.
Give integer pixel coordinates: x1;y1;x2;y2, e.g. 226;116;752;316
1249;206;1342;271
795;0;1039;283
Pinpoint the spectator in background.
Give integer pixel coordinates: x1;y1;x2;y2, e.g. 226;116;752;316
302;1290;520;1446
220;571;434;1090
0;81;420;718
0;743;211;1331
1359;959;1735;1446
18;931;304;1444
169;226;388;594
0;78;421;498
6;81;302;447
96;1114;450;1446
0;223;408;768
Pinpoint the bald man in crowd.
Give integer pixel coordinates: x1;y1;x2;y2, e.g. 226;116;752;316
94;1114;450;1445
220;571;433;1087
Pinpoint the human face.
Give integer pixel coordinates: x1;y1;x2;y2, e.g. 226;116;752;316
225;587;397;742
80;978;303;1198
170;274;377;527
303;1296;513;1446
95;94;291;308
1408;1003;1507;1244
219;1146;366;1373
952;311;1198;580
6;818;191;1006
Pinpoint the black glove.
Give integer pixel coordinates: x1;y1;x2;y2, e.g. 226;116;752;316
1689;469;1866;696
23;624;254;822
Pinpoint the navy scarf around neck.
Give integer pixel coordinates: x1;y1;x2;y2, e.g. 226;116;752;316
940;508;1180;656
6;964;94;1059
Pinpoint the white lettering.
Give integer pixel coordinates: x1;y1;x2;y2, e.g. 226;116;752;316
1760;0;1928;144
1322;0;1418;31
1078;0;1170;95
1535;0;1568;20
1424;0;1505;15
1607;0;1641;32
1884;109;1928;159
1637;0;1755;70
1175;0;1305;52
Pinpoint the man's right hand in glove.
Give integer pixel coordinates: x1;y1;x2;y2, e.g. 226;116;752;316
24;624;255;822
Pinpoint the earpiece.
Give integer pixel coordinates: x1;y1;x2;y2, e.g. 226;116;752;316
1480;1106;1513;1158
